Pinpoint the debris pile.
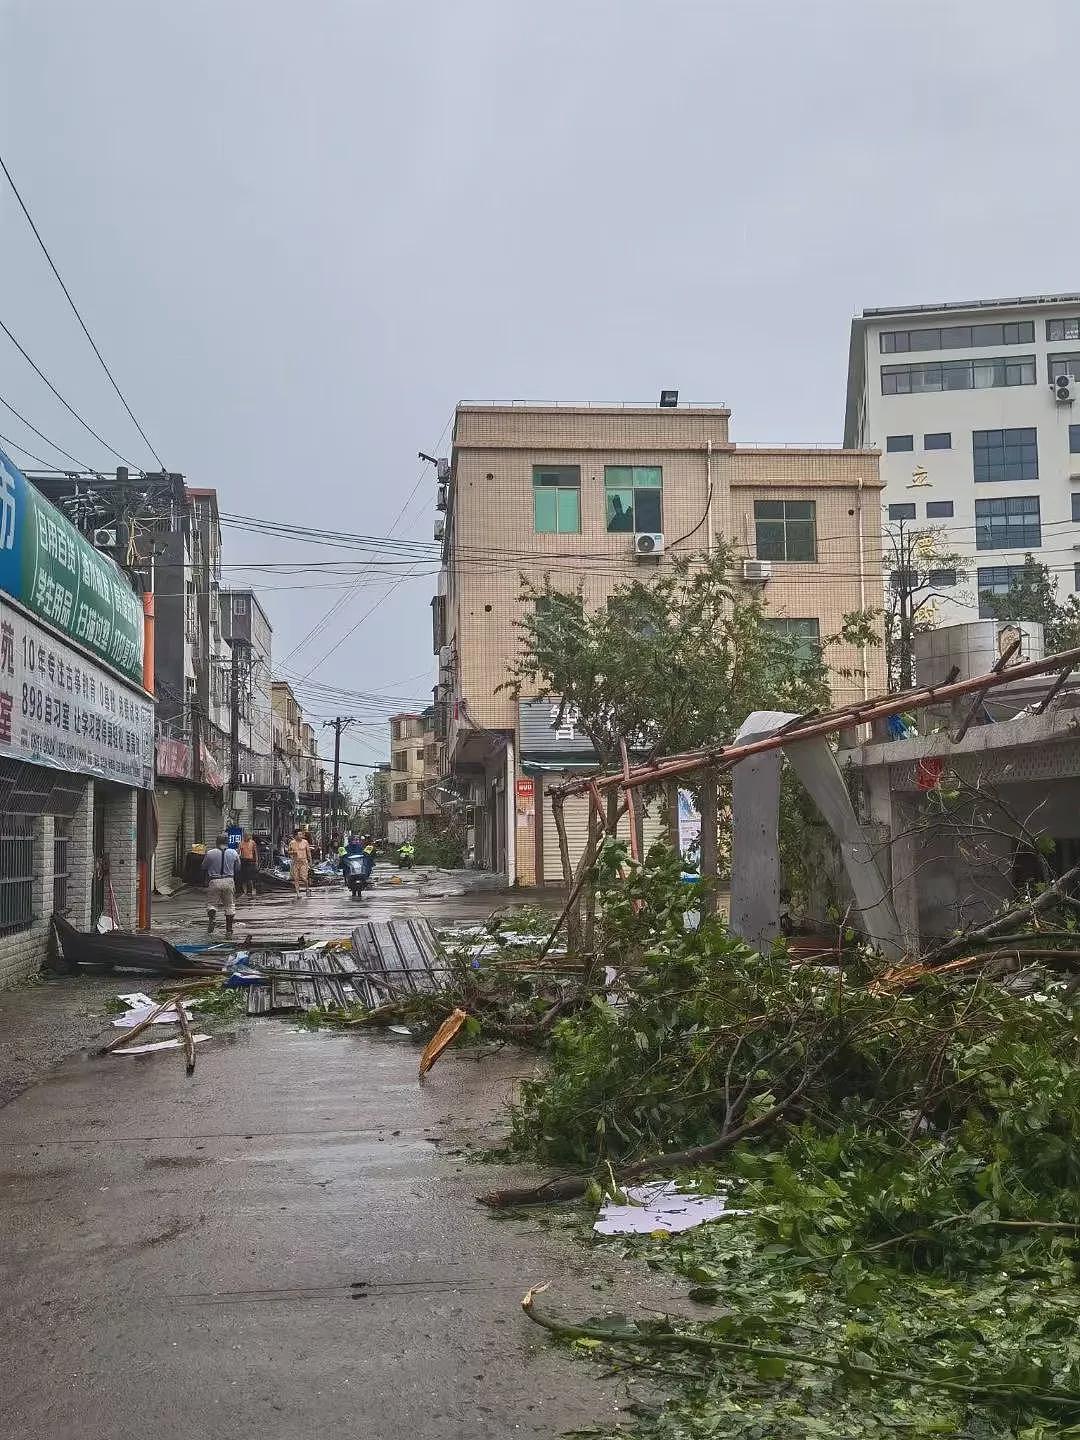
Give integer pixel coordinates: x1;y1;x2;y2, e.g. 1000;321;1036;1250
480;842;1080;1435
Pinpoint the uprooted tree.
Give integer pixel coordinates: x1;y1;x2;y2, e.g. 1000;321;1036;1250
500;545;879;936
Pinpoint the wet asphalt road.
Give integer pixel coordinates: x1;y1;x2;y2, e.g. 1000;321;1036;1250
0;875;671;1439
151;865;561;944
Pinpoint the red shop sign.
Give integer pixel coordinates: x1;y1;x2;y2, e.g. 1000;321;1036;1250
516;777;535;798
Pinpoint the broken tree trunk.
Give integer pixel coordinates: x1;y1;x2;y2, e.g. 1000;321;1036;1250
550;792;581;955
698;769;719;916
583;801;598;958
665;780;680;849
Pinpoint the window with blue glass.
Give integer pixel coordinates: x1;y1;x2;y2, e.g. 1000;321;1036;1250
886;435;913;452
1070;425;1080;454
925;500;954;517
888;503;916;520
977;565;1028;617
924;432;952;450
974;495;1040;551
973;428;1038;483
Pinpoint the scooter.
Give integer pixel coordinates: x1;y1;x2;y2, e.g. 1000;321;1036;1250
397;844;415;869
342;853;367;898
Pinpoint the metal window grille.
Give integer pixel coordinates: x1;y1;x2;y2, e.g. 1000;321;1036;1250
53;818;71;914
0;817;35;936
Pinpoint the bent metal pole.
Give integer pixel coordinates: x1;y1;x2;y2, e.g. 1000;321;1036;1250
553;643;1080;799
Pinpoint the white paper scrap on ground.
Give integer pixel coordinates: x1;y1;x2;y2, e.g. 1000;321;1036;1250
114;1034;211;1055
593;1180;745;1236
112;1001;195;1028
117;992;156;1009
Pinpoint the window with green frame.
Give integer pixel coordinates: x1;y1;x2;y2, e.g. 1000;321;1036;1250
532;466;581;534
764;617;821;663
754;499;817;561
604;466;663;533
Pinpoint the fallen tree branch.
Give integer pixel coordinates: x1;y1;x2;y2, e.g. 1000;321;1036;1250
479;1083;804;1208
519;1285;1080;1413
173;990;198;1075
923;864;1080;967
98;992;186;1055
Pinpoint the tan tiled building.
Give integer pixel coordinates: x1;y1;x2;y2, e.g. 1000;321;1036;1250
435;403;886;884
388;710;444;840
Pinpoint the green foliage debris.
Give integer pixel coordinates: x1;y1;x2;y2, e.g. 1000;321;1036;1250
504;843;1080;1437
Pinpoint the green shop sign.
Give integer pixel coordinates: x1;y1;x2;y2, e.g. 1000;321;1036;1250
0;446;144;686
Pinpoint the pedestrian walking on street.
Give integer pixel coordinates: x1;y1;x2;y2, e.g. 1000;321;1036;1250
288;826;312;896
238;831;259;898
202;834;240;937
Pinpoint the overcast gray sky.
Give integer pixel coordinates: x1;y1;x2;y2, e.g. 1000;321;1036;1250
2;0;1077;773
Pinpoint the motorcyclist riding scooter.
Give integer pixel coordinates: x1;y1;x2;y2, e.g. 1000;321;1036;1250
397;841;415;869
341;833;367;898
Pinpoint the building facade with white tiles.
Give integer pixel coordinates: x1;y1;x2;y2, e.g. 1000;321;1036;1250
845;294;1080;624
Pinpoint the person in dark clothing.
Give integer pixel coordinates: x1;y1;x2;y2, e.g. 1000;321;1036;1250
237;832;259;898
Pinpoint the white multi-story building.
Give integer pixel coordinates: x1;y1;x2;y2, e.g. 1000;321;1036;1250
845;295;1080;622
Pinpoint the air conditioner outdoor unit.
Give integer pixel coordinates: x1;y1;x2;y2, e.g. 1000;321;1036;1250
436;483;448;511
634;531;665;557
438;643;454;668
742;558;773;583
433;517;445;540
1052;373;1076;404
92;527;117;549
436;457;451;482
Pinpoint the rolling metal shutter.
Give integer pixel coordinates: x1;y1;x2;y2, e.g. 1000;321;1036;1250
153;785;185;890
543;785;591;882
544;781;666;882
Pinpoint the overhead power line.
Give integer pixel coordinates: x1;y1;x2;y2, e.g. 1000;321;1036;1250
0;316;140;470
0;429;58;470
0;148;166;471
0;391;100;473
277;410;454;669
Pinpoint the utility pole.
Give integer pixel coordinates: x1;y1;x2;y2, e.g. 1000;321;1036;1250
319;769;326;852
323;717;356;844
229;646;241;822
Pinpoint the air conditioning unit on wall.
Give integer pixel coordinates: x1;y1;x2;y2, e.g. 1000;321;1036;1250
742;559;772;583
634;532;665;557
92;527;117;549
1052;372;1076;404
434;517;445;540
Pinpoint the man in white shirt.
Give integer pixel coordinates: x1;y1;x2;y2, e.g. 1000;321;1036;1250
201;833;240;936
